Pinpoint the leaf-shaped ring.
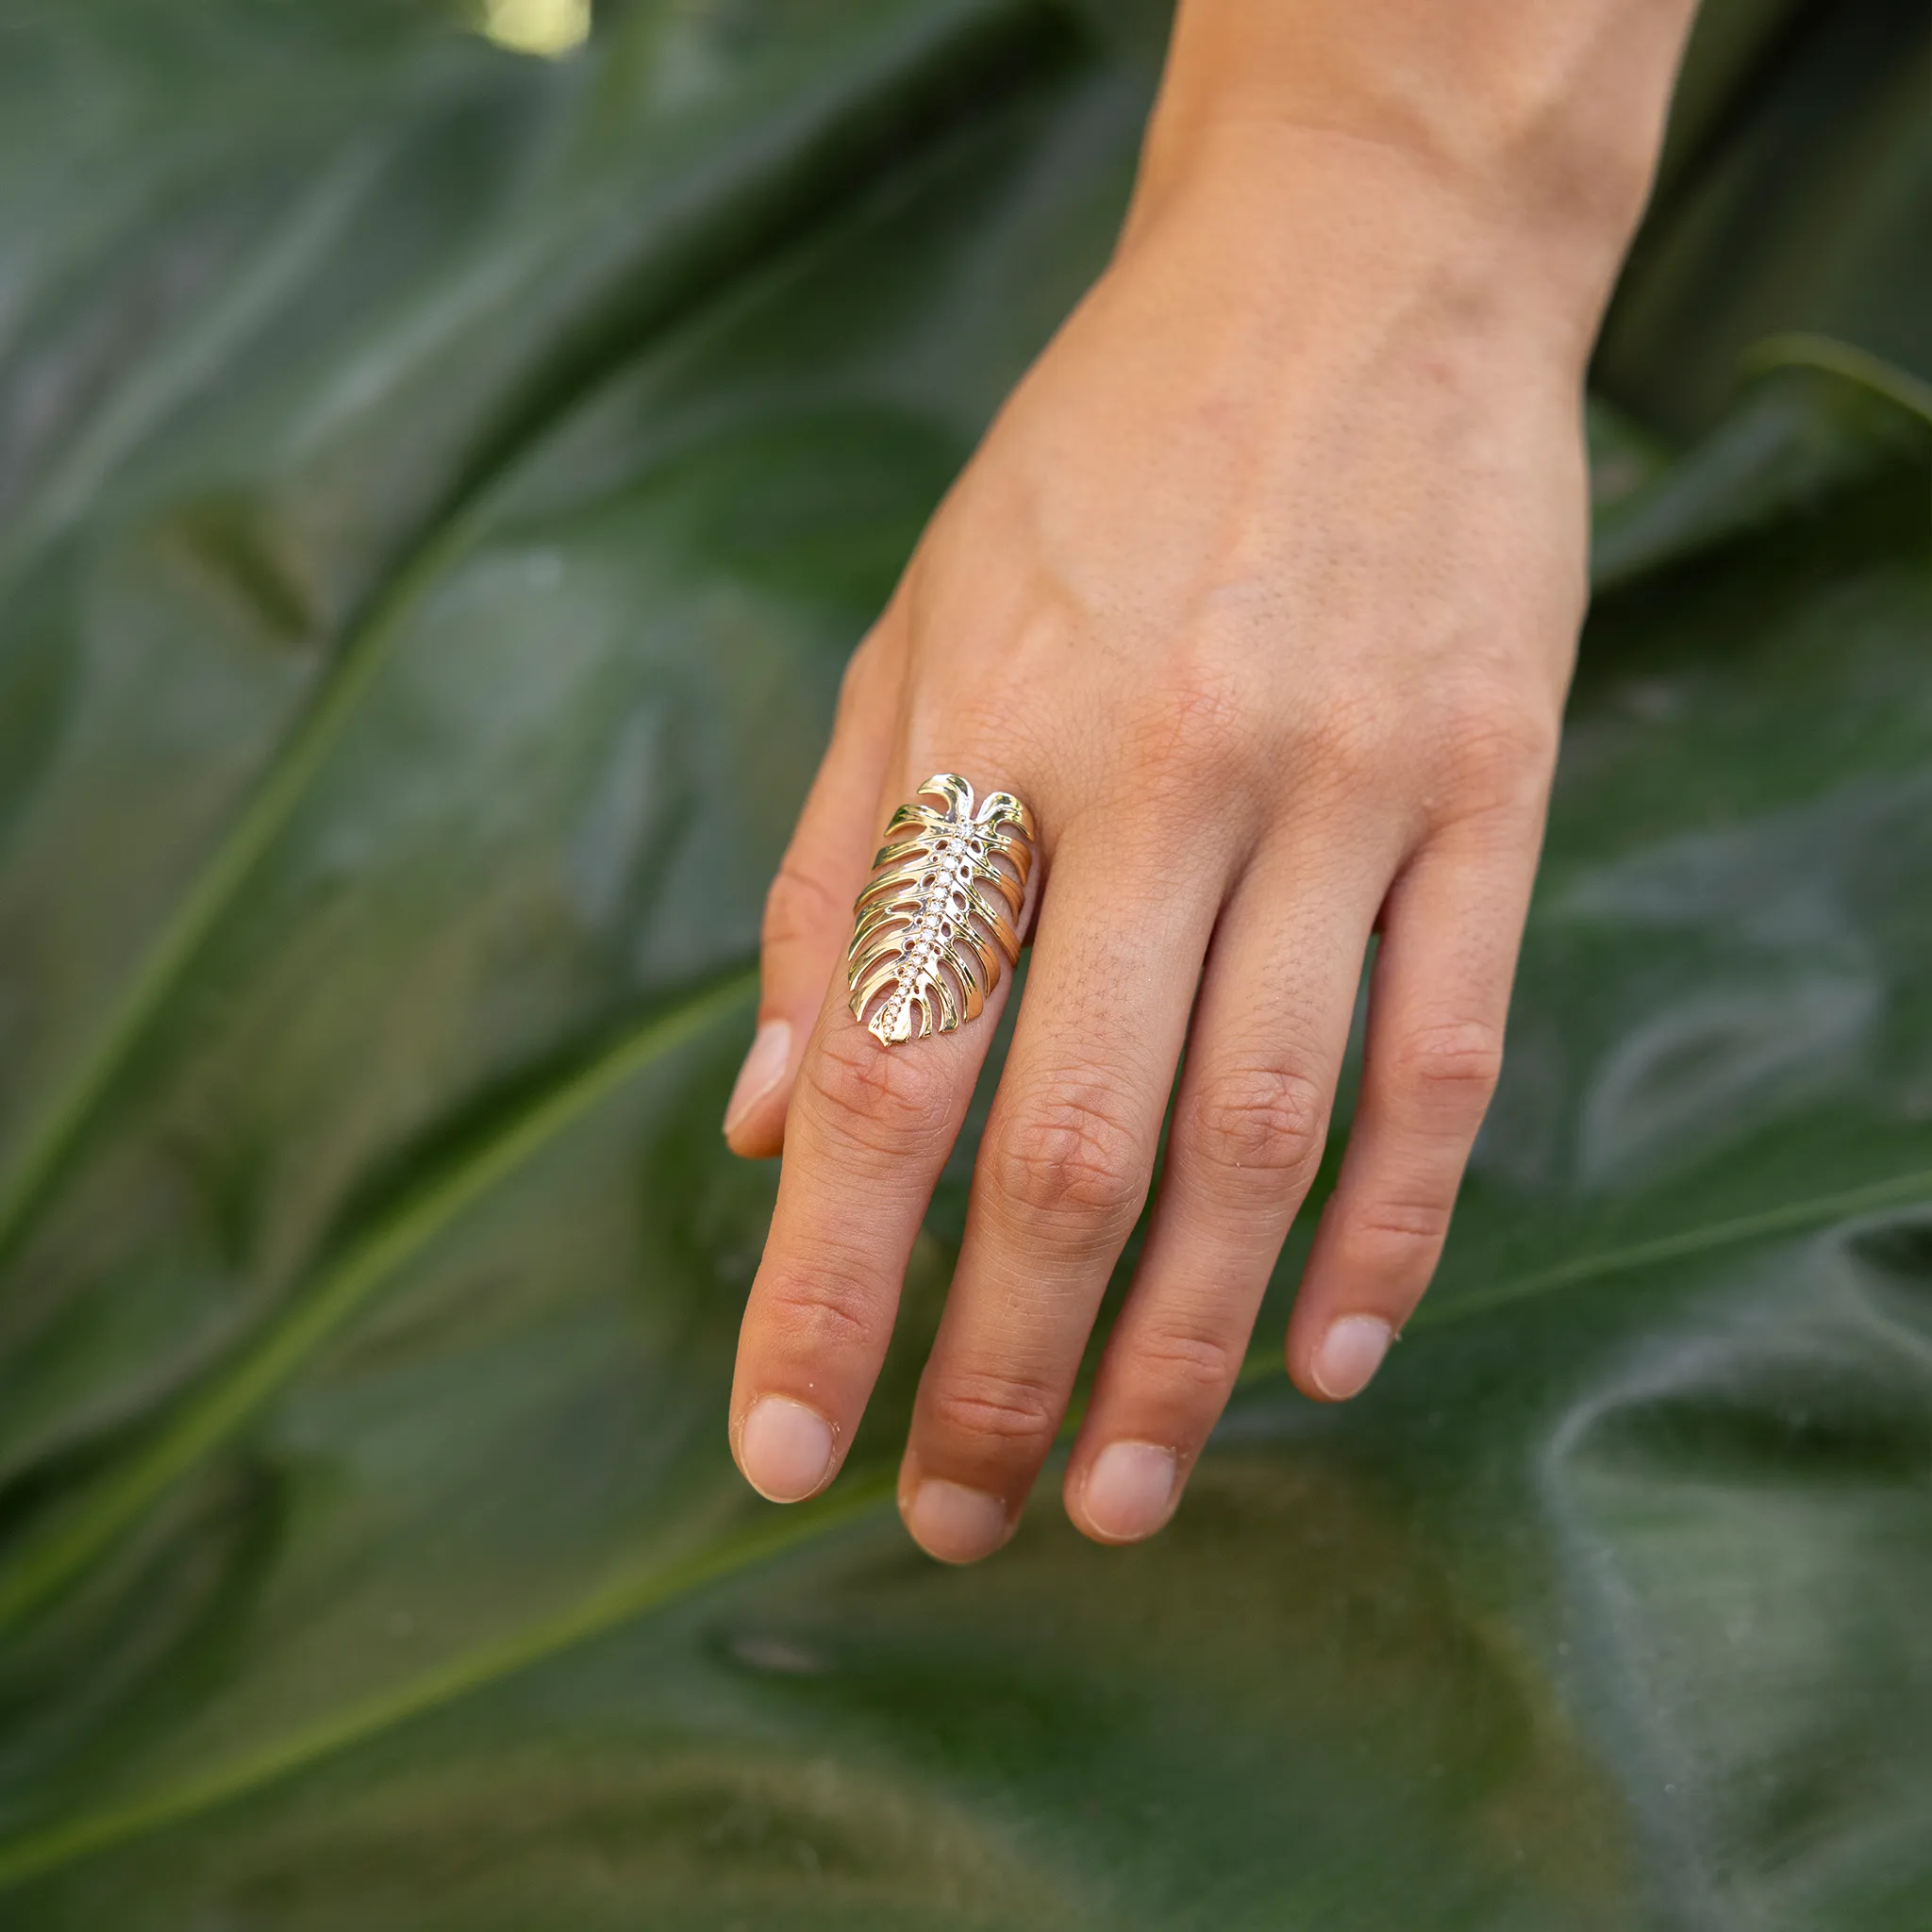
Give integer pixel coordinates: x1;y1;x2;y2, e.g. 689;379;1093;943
847;774;1038;1045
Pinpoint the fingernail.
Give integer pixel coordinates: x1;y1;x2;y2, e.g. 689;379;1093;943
905;1479;1008;1564
739;1395;833;1502
1081;1441;1176;1542
1312;1314;1393;1399
723;1019;791;1139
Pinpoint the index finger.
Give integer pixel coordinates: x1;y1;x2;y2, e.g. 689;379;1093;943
727;768;1039;1504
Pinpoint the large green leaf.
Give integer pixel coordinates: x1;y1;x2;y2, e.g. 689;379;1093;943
1;4;1926;1925
1597;0;1932;433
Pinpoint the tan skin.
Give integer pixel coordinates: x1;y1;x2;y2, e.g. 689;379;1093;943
721;0;1702;1562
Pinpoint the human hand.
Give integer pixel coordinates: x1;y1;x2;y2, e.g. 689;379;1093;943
722;2;1696;1562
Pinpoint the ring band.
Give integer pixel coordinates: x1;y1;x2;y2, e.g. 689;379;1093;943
848;773;1038;1045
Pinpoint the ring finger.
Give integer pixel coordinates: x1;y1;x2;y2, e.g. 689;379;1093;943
1063;818;1398;1542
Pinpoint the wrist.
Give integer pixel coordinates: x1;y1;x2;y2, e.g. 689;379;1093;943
1115;122;1617;386
1130;0;1699;337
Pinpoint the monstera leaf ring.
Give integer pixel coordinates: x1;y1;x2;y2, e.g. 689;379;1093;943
846;774;1038;1045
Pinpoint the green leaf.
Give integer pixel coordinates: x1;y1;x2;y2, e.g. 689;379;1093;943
1590;339;1932;591
1;4;1926;1925
1598;0;1932;434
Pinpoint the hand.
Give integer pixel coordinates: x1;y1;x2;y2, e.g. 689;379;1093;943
722;5;1693;1563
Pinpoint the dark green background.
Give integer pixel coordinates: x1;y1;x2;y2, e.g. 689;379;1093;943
0;1;1926;1924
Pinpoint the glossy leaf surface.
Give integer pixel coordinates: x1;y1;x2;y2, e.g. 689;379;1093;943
0;4;1926;1925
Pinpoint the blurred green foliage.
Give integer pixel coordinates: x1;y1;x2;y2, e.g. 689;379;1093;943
0;2;1926;1924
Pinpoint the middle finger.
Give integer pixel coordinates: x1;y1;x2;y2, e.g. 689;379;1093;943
898;813;1224;1561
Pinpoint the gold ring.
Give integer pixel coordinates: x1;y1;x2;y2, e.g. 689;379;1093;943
847;774;1038;1045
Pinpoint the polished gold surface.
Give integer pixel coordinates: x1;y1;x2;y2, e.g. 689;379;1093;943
847;774;1036;1045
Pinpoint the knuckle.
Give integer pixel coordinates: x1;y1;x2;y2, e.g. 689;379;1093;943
1292;690;1391;801
758;1268;879;1355
923;689;1058;799
1357;1197;1453;1243
1115;659;1263;813
838;630;879;705
804;1024;954;1156
1144;665;1253;765
1340;1196;1454;1277
924;1368;1061;1450
1130;1323;1241;1404
1391;1019;1505;1110
985;1086;1147;1226
838;614;901;712
761;859;847;954
1185;1063;1328;1185
941;681;1035;752
1436;684;1560;810
833;645;871;721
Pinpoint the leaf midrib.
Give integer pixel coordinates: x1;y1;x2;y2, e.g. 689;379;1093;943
1;1154;1925;1891
0;0;1053;1622
0;0;1060;1271
0;1470;895;1892
2;3;1928;1895
0;969;758;1632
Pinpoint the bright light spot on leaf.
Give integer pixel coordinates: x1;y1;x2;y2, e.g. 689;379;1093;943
480;0;591;58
